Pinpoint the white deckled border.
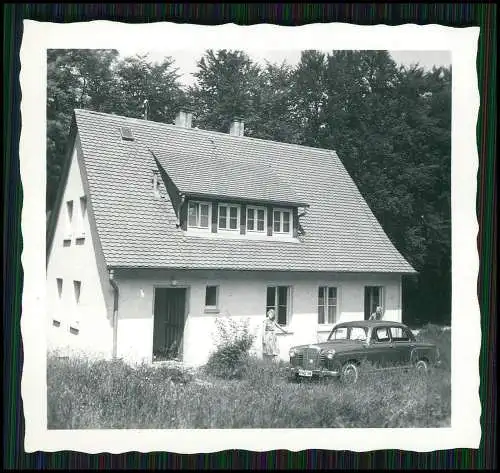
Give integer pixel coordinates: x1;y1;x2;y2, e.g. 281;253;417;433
19;20;481;453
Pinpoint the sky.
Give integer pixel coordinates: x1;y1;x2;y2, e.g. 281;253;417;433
117;48;451;89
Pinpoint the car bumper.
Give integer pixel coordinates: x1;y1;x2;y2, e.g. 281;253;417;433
289;366;340;379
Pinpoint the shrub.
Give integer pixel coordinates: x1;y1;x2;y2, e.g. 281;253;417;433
416;323;451;370
204;317;256;379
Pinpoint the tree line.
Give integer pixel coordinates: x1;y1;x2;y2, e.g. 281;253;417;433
47;49;451;326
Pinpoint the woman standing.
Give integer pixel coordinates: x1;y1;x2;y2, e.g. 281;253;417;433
262;308;289;362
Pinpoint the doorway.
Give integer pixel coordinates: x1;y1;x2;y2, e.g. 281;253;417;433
153;288;187;361
364;286;384;320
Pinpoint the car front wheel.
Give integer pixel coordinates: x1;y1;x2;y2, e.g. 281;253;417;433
341;362;359;385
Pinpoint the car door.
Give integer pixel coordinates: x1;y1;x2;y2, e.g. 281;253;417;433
390;326;415;367
366;326;396;368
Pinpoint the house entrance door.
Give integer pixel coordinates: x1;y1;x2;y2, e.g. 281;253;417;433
153;288;187;361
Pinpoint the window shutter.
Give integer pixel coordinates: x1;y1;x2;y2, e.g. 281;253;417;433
180;200;188;231
240;205;246;235
267;205;273;236
293;207;299;237
211;201;218;233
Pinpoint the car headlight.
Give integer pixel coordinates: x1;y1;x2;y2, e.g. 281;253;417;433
289;348;297;357
326;349;336;360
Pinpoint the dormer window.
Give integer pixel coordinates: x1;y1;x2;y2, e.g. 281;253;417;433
218;203;240;231
188;201;210;229
273;209;292;235
247;206;266;233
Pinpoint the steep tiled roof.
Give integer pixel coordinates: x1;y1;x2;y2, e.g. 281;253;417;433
74;109;416;273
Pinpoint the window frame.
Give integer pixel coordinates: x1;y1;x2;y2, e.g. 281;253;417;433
64;200;74;241
272;208;293;235
70;280;82;334
317;286;339;326
204;285;220;313
218;203;241;232
246;205;267;233
73;280;82;304
372;326;392;343
53;278;64;325
266;285;292;327
77;196;88;239
187;200;212;230
390;326;415;342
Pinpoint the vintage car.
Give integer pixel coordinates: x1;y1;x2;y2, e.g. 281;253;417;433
288;320;441;384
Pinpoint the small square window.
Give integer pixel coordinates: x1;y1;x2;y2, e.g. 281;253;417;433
57;278;63;298
205;286;219;312
120;126;134;141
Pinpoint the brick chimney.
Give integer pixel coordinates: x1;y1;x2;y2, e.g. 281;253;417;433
175;109;193;128
229;117;244;137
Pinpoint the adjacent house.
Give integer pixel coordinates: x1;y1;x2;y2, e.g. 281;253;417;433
46;108;416;366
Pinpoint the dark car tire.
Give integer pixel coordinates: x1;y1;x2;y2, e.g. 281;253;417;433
415;359;429;374
341;362;359;385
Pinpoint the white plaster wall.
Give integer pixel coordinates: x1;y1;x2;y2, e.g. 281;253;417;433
46;138;113;358
114;270;402;366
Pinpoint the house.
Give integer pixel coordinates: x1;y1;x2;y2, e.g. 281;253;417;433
46;108;416;366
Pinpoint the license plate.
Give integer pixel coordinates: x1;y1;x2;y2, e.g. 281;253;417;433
298;369;313;377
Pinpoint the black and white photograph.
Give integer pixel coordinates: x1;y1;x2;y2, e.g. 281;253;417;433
20;21;480;452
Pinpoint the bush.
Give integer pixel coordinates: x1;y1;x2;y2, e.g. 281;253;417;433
204;317;256;379
415;323;451;370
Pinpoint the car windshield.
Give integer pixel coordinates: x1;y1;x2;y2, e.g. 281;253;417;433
328;326;368;341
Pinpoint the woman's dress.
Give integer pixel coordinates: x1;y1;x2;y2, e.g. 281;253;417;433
262;319;279;356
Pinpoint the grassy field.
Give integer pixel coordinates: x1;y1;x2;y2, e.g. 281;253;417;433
47;324;451;429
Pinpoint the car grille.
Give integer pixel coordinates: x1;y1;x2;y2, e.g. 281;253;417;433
302;347;321;369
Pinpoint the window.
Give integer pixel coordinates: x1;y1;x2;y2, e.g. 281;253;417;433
328;326;368;341
53;278;63;325
73;280;81;304
350;327;367;341
373;327;391;342
218;204;239;231
364;286;384;320
76;196;87;240
64;200;74;240
80;196;87;220
120;126;134;141
266;286;290;326
204;286;219;311
390;327;413;342
188;201;210;229
246;206;266;232
330;327;347;340
318;287;338;324
67;200;74;222
273;209;292;234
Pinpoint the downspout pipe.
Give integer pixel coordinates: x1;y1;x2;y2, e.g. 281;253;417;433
109;269;119;359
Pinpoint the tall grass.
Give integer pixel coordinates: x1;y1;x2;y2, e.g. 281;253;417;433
47;326;451;429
